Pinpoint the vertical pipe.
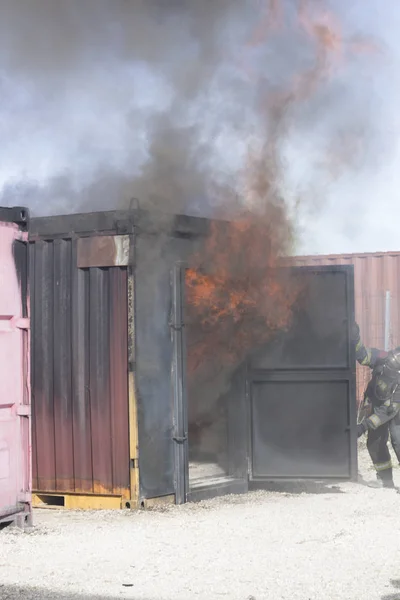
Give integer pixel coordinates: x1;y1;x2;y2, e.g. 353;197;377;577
384;290;391;351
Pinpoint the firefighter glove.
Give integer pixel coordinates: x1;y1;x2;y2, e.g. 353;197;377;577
387;403;396;415
357;421;368;438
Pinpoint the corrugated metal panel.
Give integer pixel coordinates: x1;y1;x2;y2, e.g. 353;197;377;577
289;251;400;402
30;237;130;497
0;207;31;525
30;210;208;502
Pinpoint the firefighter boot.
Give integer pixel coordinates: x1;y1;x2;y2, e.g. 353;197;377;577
367;468;396;489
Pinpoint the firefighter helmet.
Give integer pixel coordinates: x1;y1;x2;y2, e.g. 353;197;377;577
384;347;400;378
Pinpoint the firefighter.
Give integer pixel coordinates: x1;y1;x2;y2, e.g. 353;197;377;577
353;323;400;489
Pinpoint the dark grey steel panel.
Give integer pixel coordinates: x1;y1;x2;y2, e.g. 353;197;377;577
250;379;351;479
134;234;199;499
249;265;356;482
251;269;351;370
30;209;211;239
0;206;29;230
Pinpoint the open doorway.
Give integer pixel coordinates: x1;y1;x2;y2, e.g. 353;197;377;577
182;267;249;500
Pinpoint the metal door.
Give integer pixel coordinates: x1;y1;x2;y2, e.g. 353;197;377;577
0;207;31;524
248;265;357;482
173;265;249;503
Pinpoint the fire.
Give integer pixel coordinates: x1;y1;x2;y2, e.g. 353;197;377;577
185;208;298;375
185;0;373;378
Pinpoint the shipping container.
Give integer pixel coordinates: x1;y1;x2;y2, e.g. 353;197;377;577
0;206;32;528
289;251;400;403
30;210;357;509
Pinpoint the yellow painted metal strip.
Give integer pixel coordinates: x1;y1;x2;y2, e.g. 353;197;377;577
32;493;122;511
128;271;139;509
129;371;140;509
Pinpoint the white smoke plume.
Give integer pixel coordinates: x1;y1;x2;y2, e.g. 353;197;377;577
0;0;396;253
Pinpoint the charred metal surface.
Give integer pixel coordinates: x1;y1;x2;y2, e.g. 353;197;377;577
30;210;135;239
109;267;130;494
0;206;29;230
30;210;356;503
53;239;74;491
248;265;357;482
71;242;92;493
32;240;56;491
12;240;28;318
134;233;203;499
30;210;209;501
77;235;130;268
134;234;175;498
171;265;188;504
89;267;113;493
30;236;130;496
30;209;214;240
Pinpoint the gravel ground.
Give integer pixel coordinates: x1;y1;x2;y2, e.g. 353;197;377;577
1;442;400;600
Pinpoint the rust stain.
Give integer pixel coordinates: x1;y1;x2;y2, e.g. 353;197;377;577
77;235;130;268
34;478;130;498
32;239;131;505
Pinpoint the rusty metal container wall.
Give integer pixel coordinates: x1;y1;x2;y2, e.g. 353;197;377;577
30;236;130;499
0;207;31;525
30;210;210;503
289;251;400;402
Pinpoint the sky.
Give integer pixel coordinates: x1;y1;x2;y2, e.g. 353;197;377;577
0;1;399;256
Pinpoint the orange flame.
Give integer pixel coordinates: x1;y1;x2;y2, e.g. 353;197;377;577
186;0;374;379
185;209;298;375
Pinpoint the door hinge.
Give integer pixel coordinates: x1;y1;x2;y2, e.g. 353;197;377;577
169;320;185;331
17;405;31;417
173;435;187;444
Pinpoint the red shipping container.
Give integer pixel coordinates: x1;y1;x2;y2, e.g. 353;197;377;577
0;207;31;527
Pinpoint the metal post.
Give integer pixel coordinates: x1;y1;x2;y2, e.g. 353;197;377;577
171;264;188;504
384;290;391;351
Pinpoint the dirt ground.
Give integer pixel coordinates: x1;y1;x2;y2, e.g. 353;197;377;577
1;441;400;600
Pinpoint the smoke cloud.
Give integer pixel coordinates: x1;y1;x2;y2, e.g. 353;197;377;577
0;0;396;253
0;0;254;216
